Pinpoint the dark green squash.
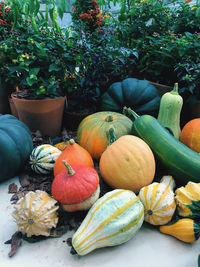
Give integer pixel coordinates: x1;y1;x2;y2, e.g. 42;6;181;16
101;78;161;116
0;114;33;182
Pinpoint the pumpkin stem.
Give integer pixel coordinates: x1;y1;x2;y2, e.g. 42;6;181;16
105;114;113;122
69;139;75;145
123;106;140;120
62;160;75;176
106;128;117;146
170;83;179;95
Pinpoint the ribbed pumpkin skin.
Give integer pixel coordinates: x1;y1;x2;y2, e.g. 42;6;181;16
139;176;176;225
29;144;61;174
54;140;94;176
77;111;132;159
72;189;144;256
99;135;155;193
0;114;33;182
52;164;99;205
101;78;160;116
180;119;200;153
175;182;200;219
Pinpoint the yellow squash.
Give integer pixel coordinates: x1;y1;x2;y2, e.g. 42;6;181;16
160;218;200;243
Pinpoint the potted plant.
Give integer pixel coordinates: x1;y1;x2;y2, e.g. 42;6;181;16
0;0;77;137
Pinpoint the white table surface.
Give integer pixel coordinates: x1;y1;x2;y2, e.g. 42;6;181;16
0;177;199;267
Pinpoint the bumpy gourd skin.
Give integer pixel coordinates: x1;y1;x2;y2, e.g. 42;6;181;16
157;83;183;139
175;182;200;219
0;114;33;182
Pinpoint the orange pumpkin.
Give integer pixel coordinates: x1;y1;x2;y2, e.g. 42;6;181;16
77;111;132;159
52;160;100;212
180;118;200;153
99;134;156;193
54;139;94;176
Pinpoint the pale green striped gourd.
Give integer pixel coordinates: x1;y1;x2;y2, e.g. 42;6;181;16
72;189;144;256
29;144;61;174
139;176;176;226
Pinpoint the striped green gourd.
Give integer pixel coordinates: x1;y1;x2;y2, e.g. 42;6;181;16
72;189;144;256
29;144;61;174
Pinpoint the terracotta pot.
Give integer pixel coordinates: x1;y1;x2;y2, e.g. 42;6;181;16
9;97;19;118
148;81;173;97
11;94;66;137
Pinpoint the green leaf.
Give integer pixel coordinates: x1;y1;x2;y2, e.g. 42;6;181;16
30;67;40;75
49;64;60;72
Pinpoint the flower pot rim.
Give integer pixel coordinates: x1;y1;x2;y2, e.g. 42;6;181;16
11;93;66;102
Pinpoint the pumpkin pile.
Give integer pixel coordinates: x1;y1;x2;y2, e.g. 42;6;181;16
2;79;200;260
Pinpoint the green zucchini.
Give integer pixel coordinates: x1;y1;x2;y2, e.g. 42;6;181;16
123;107;200;185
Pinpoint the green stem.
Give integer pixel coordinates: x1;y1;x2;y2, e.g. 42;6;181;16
122;106;140;120
105;114;113;122
170;82;179;95
30;14;38;32
45;0;49;30
106;128;117;146
53;6;62;34
62;160;75;176
68;139;75;145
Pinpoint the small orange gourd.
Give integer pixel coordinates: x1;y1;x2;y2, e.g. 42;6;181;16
159;218;200;243
180;118;200;152
99;130;155;193
54;139;94;176
52;160;100;212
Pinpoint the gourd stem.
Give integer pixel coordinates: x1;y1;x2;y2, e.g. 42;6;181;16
105;114;113;122
62;160;75;176
123;106;140;119
106;128;117;146
170;83;179;95
69;139;75;145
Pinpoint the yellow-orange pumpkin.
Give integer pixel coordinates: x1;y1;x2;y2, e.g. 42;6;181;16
54;139;94;177
77;111;132;159
180;118;200;152
99;135;155;193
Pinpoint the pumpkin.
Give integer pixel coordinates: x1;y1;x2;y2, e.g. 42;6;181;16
159;218;200;243
180;118;200;153
77;111;132;159
29;144;61;174
138;176;176;225
175;181;200;219
101;78;161;116
72;189;144;256
12;190;59;237
157;83;183;139
0;114;33;182
52;160;100;212
99;134;155;193
54;139;94;177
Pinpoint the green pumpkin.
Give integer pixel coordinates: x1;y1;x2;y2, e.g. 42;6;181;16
101;78;160;116
0;114;33;182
